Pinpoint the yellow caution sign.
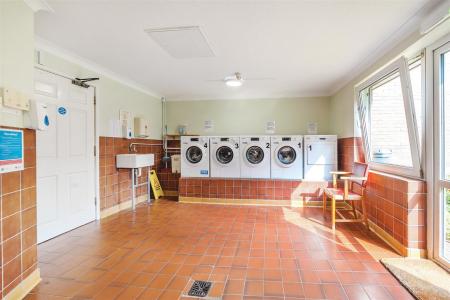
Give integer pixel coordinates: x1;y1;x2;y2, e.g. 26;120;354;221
149;170;164;200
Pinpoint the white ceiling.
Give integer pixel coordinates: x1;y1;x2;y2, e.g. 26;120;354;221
35;0;433;101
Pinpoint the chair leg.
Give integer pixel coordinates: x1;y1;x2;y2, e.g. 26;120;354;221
361;196;369;230
331;196;336;231
351;201;357;219
323;192;327;216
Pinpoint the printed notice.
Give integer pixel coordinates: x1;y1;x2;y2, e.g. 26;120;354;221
307;122;318;134
0;129;24;173
204;120;214;132
266;121;276;134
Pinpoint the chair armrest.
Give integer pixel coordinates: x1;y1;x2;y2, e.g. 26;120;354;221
329;171;351;175
340;176;367;181
330;171;352;188
340;176;367;198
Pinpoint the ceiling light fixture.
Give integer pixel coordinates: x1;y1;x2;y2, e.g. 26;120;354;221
224;72;244;87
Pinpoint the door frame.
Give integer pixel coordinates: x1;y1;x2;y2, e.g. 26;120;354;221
34;64;101;221
425;33;450;270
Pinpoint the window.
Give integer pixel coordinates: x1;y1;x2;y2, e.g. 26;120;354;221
409;59;424;151
356;57;421;178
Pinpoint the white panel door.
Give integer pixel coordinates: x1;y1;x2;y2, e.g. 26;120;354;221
34;69;96;243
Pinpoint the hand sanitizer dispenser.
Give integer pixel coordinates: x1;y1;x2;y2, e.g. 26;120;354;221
25;100;50;131
121;120;132;139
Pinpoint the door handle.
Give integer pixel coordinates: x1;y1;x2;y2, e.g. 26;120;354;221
308;145;312;151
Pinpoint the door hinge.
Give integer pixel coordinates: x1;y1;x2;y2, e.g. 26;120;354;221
93;95;96;105
94;145;96;156
94;196;97;206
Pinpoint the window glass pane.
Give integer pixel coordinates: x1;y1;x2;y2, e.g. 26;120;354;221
409;62;423;150
370;72;413;167
444;51;450;180
443;189;450;262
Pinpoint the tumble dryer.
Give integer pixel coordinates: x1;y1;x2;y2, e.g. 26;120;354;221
304;135;337;181
271;135;303;179
210;137;240;178
240;136;271;178
181;136;210;177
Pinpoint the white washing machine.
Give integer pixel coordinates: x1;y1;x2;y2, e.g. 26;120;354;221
210;136;240;178
271;135;304;179
304;135;337;181
181;136;210;177
240;136;271;178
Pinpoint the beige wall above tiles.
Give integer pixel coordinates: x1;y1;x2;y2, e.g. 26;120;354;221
166;97;331;136
0;1;34;128
35;50;163;139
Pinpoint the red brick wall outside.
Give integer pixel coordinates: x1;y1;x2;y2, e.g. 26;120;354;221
338;137;427;251
99;137;180;210
337;137;365;172
0;127;38;297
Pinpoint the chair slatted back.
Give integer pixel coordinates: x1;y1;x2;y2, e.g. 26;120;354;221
351;162;369;195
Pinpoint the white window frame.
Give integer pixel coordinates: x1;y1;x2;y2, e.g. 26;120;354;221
408;53;426;168
355;57;422;178
430;38;450;270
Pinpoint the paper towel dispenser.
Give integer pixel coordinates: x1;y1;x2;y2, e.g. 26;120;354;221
134;117;150;137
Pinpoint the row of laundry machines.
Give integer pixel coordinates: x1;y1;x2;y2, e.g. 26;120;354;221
180;135;337;180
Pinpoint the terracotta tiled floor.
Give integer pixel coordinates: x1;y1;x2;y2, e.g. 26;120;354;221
26;199;412;300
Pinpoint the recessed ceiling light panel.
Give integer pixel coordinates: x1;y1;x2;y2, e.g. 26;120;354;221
145;26;215;59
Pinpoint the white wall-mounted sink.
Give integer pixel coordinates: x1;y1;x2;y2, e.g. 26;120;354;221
116;154;154;169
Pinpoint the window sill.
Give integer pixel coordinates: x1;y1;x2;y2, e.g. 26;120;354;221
369;169;425;182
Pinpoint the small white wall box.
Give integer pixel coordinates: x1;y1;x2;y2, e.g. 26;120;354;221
1;87;30;111
0;129;24;173
134;117;150;137
26;100;50;130
171;154;181;173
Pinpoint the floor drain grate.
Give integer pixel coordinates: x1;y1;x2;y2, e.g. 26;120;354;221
188;280;212;297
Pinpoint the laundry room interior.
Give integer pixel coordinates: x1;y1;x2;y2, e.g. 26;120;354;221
1;0;450;299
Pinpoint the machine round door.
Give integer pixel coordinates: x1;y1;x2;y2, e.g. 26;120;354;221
246;146;264;164
186;146;203;164
277;146;296;166
216;146;234;164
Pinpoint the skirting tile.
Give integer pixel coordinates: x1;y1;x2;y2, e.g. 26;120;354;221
4;268;40;300
179;196;348;208
100;195;149;219
368;220;426;258
164;190;178;197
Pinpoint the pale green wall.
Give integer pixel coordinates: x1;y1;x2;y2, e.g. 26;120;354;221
166;97;331;135
38;51;162;139
0;1;34;127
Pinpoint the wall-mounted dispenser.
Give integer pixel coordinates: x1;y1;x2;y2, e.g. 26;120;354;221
24;100;50;130
122;125;132;139
119;110;133;139
134;117;150;137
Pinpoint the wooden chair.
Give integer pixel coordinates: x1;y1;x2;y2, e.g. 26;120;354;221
322;162;369;231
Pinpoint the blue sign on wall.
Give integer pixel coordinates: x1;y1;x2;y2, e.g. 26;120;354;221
58;107;67;115
0;129;24;173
